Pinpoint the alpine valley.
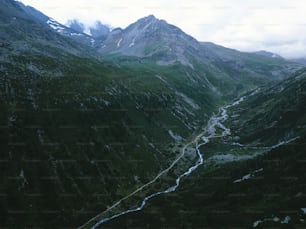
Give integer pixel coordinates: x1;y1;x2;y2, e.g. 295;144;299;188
0;0;305;228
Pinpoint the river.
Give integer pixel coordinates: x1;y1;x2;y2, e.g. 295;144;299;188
78;96;246;229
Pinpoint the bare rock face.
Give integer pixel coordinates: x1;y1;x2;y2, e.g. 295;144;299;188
98;15;203;67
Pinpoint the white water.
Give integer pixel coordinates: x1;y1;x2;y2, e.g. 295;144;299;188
80;97;246;229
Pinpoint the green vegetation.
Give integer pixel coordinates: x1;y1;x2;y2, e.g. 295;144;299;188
0;50;220;228
1;33;305;229
226;68;306;145
143;43;168;56
103;136;306;229
1;1;305;228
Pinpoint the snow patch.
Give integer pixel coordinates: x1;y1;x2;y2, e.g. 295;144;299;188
232;142;244;147
102;100;110;107
117;38;123;48
8;115;16;127
273;216;280;222
90;39;95;46
70;33;82;36
129;38;136;47
18;169;28;190
253;215;291;227
281;216;291;224
134;176;140;182
253;220;263;227
249;88;260;97
208;153;260;164
233;168;263;183
176;92;200;110
154;74;168;84
37;129;44;144
168;130;183;142
184;107;195;116
26;89;38;110
47;19;66;32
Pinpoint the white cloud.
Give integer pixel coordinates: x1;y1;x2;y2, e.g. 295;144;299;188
19;0;306;58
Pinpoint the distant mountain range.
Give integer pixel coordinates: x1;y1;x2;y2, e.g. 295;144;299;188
253;50;283;59
290;57;306;65
1;1;305;228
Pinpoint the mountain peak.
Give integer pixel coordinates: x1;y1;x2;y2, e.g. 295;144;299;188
143;14;157;21
136;14;162;25
98;14;200;66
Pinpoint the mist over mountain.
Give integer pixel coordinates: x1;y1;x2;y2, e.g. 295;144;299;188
253;50;283;59
66;19;85;33
66;19;111;41
1;1;305;228
290;57;306;65
89;21;110;39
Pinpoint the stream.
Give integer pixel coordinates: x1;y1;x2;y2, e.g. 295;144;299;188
80;96;246;229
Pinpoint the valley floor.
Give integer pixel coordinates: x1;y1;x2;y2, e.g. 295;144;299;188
78;94;305;229
80;90;306;228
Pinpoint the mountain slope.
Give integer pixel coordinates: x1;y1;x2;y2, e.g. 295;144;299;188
16;1;94;46
99;15;200;67
101;69;306;228
99;15;299;81
0;2;220;228
253;50;283;59
1;2;305;229
103;136;306;228
0;0;97;62
200;42;299;81
226;67;306;145
98;15;302;99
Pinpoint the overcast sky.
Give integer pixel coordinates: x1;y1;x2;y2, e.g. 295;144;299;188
19;0;306;58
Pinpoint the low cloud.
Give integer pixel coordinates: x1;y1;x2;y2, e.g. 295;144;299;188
67;19;85;33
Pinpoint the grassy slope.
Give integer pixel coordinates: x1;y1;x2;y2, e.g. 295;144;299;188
104;137;306;228
201;42;301;81
1;2;304;227
1;44;304;229
102;71;306;228
0;50;223;228
227;68;306;145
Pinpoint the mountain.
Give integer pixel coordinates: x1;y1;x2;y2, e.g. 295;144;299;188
227;67;306;145
253;50;283;59
200;42;297;81
15;1;94;46
98;15;292;70
98;15;201;67
0;2;221;228
290;57;306;65
98;15;302;95
101;68;306;229
0;0;95;57
1;1;306;229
